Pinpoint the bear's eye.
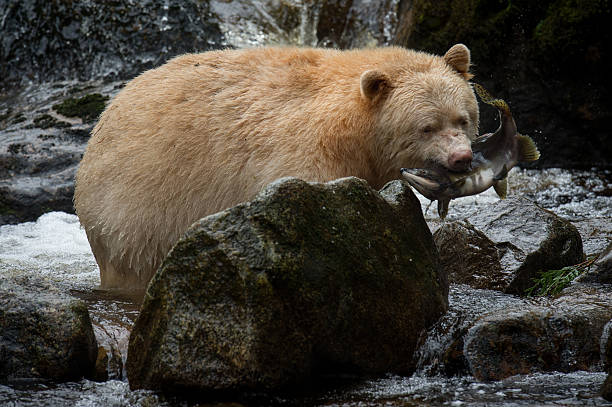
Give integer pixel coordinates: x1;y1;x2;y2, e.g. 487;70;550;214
458;117;469;127
422;125;433;134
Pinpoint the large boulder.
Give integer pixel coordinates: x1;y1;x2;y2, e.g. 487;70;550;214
127;177;446;393
434;197;584;294
0;275;98;383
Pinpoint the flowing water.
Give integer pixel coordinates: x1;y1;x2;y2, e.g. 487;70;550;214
0;168;610;406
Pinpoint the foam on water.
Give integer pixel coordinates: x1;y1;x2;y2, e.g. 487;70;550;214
0;211;99;291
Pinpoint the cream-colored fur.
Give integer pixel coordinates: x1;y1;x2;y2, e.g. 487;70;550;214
74;45;479;289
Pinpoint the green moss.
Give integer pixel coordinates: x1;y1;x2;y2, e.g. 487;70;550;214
53;93;109;123
11;113;26;124
29;114;71;129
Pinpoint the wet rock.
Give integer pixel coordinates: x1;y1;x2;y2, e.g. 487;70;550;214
0;275;98;383
416;283;612;381
0;81;120;225
1;0;224;90
93;344;123;382
127;177;446;393
307;0;401;48
414;284;530;377
604;374;612;401
577;241;612;284
604;320;612;400
463;284;612;381
604;320;612;372
434;197;584;295
211;0;402;51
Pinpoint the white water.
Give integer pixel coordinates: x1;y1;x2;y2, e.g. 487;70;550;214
0;211;99;291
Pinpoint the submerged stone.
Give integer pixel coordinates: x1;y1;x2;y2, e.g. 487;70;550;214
127;177;446;394
434;197;584;295
0;275;98;383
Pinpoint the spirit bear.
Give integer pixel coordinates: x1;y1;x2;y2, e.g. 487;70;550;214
75;45;479;289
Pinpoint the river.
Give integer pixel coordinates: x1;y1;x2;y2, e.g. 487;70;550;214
0;167;610;406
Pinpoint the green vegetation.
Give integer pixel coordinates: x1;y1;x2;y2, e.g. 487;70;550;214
526;256;598;296
52;93;108;123
534;0;610;60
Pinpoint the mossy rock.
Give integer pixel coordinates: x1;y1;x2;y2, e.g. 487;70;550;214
30;114;71;129
0;276;98;383
127;177;446;394
53;94;109;123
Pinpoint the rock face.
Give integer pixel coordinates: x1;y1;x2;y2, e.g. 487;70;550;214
0;0;223;89
127;178;446;393
0;275;98;383
434;197;584;294
0;82;120;225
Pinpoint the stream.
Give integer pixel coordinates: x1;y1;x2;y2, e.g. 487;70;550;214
0;167;610;406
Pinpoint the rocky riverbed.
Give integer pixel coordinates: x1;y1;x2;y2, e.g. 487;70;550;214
1;167;611;406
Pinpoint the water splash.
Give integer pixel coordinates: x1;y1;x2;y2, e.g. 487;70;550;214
0;211;98;291
415;167;612;233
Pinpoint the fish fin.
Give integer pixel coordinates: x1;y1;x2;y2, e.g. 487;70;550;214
473;83;511;116
494;164;509;181
437;199;450;219
517;134;541;162
493;178;508;199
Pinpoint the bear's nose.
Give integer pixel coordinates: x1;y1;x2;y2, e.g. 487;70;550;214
448;149;473;172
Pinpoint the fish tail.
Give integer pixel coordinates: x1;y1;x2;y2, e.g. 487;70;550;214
473;83;511;116
517;134;541;161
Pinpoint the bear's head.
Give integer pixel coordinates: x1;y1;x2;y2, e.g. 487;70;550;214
361;44;479;182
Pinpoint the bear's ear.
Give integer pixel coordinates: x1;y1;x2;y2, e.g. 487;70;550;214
360;70;390;102
444;44;473;80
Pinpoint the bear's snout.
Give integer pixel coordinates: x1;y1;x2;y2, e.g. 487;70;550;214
448;149;473;172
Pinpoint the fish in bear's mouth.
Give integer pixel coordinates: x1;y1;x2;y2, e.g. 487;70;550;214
400;83;540;219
